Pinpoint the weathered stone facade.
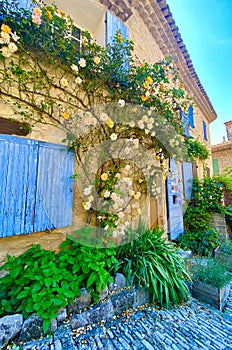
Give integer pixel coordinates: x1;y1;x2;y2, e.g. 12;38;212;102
0;0;217;263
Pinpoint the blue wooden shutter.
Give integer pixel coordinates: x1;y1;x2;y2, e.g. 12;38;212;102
106;11;129;44
0;134;74;238
167;158;184;240
34;142;74;232
18;0;33;10
188;105;194;128
212;158;219;176
182;162;193;200
180;110;190;137
0;135;38;237
106;11;129;73
203;121;208;141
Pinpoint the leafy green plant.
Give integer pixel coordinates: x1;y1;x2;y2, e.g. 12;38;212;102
225;205;232;231
57;239;119;301
190;259;232;288
185;137;209;161
179;229;220;256
180;177;225;256
214;166;232;192
116;224;190;307
0;245;78;333
0;240;119;333
219;239;232;256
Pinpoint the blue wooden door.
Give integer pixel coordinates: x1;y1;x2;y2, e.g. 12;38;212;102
167;158;184;240
0;134;74;238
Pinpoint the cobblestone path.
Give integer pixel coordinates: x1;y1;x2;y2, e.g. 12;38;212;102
18;285;232;350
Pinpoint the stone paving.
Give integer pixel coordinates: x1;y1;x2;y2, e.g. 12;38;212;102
14;284;232;350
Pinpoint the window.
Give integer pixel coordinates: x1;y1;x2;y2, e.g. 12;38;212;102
52;14;83;53
106;11;129;74
180;110;190;137
212;158;219;176
0;134;74;238
188;105;194;128
203;121;208;141
0;118;29;136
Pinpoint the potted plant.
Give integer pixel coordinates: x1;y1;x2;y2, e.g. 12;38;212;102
190;258;232;311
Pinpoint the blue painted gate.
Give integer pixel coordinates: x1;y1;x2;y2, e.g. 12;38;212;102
167;158;184;240
0;134;74;238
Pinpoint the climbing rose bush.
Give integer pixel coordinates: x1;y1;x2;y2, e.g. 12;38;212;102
0;0;192;245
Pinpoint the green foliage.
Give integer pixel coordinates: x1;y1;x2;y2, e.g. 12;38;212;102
179;229;220;256
225;205;232;231
185;137;209;161
190;259;232;288
214;166;232;192
57;239;119;300
219;239;232;255
116;225;190;307
180;177;225;256
0;241;119;333
0;246;74;333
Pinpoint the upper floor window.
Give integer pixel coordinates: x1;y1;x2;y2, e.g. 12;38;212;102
203;121;208;141
188;105;194;128
180;110;190;137
212;158;219;175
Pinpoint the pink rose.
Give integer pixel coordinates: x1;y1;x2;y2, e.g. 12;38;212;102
32;15;42;26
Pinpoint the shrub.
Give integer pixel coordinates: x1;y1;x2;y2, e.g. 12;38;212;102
181;177;225;256
190;258;232;288
0;240;119;333
116;225;190;307
179;229;220;256
225;205;232;232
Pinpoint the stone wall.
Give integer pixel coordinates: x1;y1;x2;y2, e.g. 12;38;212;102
210;213;227;238
211;140;232;174
0;273;151;347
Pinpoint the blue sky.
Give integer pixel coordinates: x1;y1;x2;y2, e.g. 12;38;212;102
167;0;232;145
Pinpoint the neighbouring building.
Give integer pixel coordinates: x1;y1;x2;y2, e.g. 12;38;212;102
211;121;232;175
0;0;217;263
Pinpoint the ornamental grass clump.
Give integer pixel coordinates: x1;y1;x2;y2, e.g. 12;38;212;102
190;258;232;289
116;224;190;307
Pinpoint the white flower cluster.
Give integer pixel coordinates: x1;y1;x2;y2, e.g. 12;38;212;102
0;24;19;58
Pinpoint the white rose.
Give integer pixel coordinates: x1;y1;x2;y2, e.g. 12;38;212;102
118;99;125;107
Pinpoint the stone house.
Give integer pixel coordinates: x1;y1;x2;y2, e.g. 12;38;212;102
211;121;232;206
0;0;217;263
211;121;232;175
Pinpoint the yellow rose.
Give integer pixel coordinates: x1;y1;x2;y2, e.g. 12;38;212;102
1;24;11;34
32;7;42;17
101;173;108;181
93;56;100;65
105;118;114;128
88;195;94;202
60;78;68;88
62;112;69;119
146;76;153;84
46;11;53;19
141;95;147;102
59;9;65;17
